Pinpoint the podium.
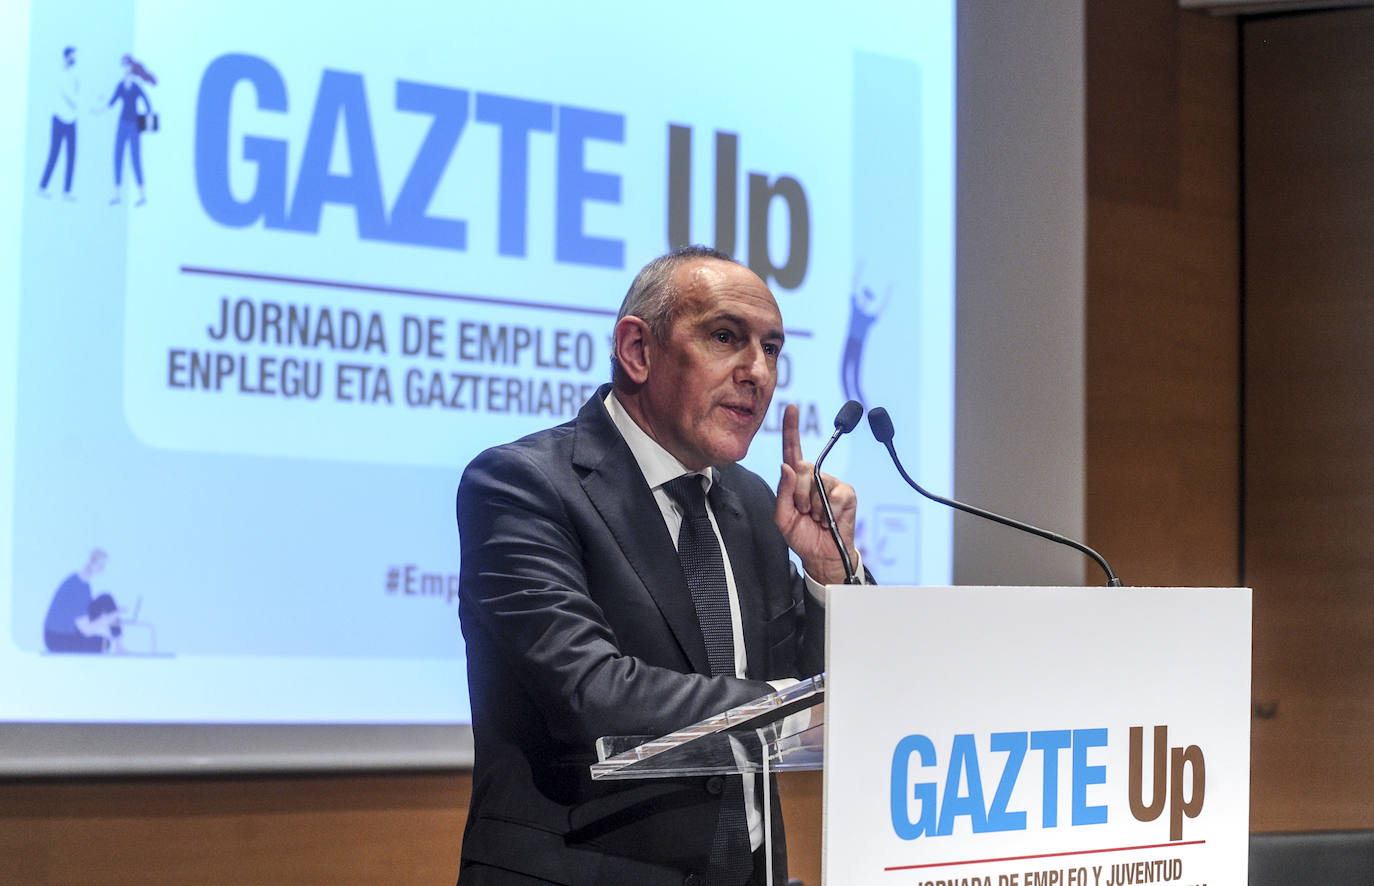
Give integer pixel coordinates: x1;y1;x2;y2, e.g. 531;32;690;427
593;585;1252;886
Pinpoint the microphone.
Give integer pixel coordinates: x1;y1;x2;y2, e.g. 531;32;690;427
814;400;864;584
867;407;1124;587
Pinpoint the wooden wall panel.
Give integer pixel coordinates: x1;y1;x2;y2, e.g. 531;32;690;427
1085;0;1241;589
1242;8;1374;831
0;770;823;886
1;772;470;885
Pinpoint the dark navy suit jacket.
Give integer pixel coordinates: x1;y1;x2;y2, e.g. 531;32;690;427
456;385;824;885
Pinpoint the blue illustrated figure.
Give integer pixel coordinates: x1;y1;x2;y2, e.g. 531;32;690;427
37;46;79;199
43;548;124;653
95;54;156;206
840;265;892;407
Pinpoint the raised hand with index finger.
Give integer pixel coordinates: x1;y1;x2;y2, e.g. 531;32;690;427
773;403;858;585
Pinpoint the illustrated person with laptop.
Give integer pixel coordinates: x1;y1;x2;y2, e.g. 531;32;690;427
43;548;125;654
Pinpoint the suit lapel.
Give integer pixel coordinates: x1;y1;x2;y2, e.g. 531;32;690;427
573;388;711;675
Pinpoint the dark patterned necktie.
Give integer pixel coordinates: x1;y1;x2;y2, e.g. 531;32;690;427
662;474;754;886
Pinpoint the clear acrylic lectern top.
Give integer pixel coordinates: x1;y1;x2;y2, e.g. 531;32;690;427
590;672;825;780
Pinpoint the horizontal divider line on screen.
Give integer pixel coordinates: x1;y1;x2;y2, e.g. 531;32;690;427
179;264;813;338
180;264;617;317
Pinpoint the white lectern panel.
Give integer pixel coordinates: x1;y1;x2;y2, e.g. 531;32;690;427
824;586;1251;886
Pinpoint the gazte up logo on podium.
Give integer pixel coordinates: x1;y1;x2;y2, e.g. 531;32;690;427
1127;726;1206;842
889;725;1207;842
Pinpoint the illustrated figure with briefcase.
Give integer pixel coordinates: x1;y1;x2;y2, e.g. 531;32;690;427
93;53;157;207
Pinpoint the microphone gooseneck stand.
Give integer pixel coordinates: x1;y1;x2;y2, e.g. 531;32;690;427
867;406;1124;588
813;400;864;584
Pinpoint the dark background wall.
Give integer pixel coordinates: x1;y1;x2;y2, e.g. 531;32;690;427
1087;0;1374;837
1240;6;1374;831
7;1;1374;883
1085;0;1240;590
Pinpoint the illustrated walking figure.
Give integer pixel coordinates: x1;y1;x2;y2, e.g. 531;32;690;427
37;46;79;200
94;54;156;206
839;263;893;407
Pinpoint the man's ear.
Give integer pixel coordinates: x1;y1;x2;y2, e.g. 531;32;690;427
613;316;653;384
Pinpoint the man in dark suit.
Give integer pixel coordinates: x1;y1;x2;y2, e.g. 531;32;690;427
456;246;860;885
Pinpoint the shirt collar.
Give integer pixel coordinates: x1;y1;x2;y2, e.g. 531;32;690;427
604;390;713;493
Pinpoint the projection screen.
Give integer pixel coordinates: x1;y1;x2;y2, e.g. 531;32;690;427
0;0;955;773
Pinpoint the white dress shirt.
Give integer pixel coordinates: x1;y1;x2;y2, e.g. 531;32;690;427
55;66;78;124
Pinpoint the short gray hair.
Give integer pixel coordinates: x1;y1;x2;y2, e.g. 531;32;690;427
611;245;738;382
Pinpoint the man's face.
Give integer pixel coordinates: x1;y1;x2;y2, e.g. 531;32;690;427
638;260;784;470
